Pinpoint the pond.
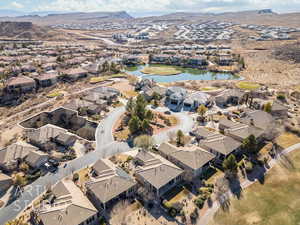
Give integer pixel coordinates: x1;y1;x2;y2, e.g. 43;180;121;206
125;65;242;83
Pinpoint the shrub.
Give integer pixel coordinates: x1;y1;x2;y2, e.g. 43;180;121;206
194;198;205;209
277;94;286;101
168;208;177;217
190;208;199;223
245;161;254;173
73;173;79;181
126;156;133;162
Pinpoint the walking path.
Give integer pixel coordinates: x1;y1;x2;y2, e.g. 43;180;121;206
199;143;300;225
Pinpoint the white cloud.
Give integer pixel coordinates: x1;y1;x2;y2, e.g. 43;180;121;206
34;0;300;13
11;1;24;9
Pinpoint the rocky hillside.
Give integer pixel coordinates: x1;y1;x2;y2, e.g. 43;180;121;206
0;21;68;40
0;11;133;26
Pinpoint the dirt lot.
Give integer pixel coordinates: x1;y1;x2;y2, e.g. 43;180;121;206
233;39;300;88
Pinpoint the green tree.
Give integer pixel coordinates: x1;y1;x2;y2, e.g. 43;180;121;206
263;102;272;113
128;116;141;134
197;104;208;121
135;94;148;120
141;119;151;133
126;97;135;114
14;175;27;187
222;154;238;175
134;135;155;151
242;135;258;155
176;130;184;147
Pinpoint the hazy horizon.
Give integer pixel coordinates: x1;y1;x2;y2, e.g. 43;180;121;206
1;0;300;17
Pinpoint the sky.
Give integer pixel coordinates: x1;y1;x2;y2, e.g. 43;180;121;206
1;0;300;15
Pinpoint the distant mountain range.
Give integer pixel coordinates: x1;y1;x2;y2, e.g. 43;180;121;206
0;10;133;19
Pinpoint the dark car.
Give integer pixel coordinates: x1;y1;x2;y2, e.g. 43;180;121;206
164;110;171;115
49;159;59;167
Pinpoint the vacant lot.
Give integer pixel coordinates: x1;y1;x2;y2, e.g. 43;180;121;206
276;132;300;149
210;149;300;225
141;65;183;76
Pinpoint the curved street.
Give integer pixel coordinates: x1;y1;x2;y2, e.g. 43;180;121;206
0;104;194;224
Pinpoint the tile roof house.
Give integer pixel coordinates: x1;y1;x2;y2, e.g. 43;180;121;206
220;119;265;142
35;72;58;87
215;89;245;107
38;179;100;225
86;159;136;210
6;76;36;93
0;173;13;193
239;109;275;130
158;142;215;181
183;91;211;111
61;67;88;82
64;99;104;116
0;141;38;171
84;86;120;105
270;101;288;118
24;150;49;169
26;124;67;150
194;127;242;160
134;150;183;197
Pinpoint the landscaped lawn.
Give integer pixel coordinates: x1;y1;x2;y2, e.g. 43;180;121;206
89;76;108;84
200;87;219;91
210;149;300;225
46;91;63;98
236;81;261;90
275;132;300;149
141;65;183;76
90;73;127;84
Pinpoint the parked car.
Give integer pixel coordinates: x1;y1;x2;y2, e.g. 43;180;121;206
49;159;59;167
164;110;171;115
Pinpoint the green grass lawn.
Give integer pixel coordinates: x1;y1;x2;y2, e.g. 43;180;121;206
210;149;300;225
236;81;261;90
200;86;219;91
46;91;63;98
141;65;183;76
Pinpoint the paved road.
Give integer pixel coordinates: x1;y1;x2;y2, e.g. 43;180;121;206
199;143;300;225
0;104;195;224
151;107;195;144
0;106;128;224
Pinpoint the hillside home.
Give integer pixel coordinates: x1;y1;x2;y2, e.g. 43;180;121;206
6;76;36;93
62;67;88;82
35;72;58;87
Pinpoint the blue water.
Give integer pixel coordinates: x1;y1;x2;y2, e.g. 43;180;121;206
126;65;242;83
